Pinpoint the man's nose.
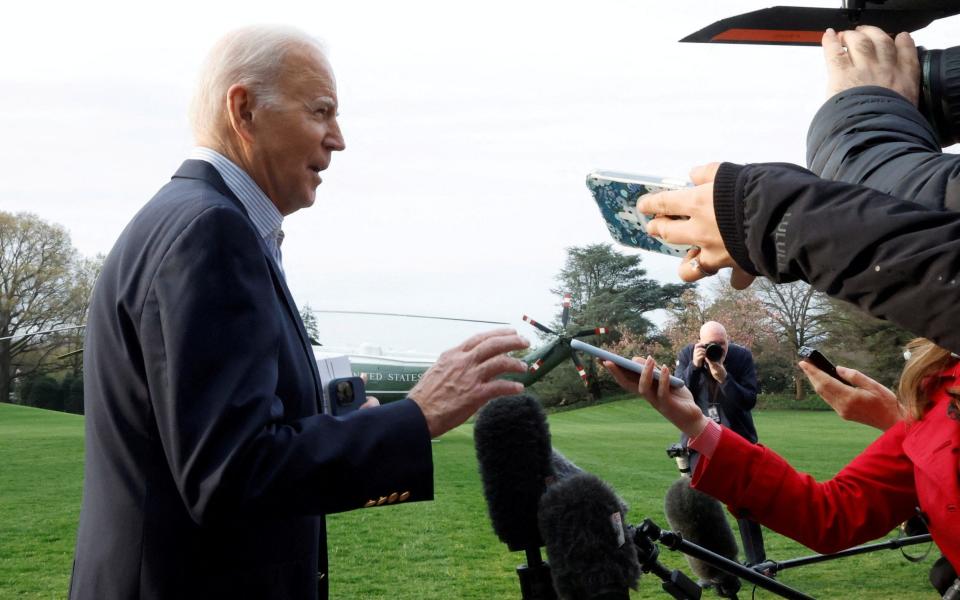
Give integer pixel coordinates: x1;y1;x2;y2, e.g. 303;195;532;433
326;118;345;151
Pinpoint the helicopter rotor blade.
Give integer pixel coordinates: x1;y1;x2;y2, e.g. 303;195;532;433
573;327;608;338
523;315;556;336
308;309;508;325
561;293;571;329
569;350;590;387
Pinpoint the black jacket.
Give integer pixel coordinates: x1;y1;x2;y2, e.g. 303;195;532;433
713;160;960;354
677;343;759;444
807;86;960;211
69;161;434;600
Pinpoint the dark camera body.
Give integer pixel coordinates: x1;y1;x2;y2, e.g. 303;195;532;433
666;443;691;475
917;46;960;147
704;342;724;362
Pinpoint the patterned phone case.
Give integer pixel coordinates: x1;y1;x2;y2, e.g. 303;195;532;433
585;170;693;257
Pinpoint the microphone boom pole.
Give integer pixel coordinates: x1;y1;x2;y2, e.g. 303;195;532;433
751;534;933;576
639;520;816;600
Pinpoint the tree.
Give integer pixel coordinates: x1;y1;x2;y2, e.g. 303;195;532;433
546;244;692;402
300;304;320;345
0;212;79;405
662;280;773;361
551;244;692;338
754;279;832;401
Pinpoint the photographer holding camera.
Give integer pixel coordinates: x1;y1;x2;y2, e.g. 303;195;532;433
676;321;765;566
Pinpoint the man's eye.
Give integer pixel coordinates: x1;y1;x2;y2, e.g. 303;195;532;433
315;107;328;116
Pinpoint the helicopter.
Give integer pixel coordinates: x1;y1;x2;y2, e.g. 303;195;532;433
311;294;610;402
681;0;960;46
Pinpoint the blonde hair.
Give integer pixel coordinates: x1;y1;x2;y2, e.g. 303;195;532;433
898;338;958;420
189;25;326;144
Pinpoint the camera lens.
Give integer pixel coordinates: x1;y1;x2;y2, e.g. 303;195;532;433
918;46;960;147
704;343;724;362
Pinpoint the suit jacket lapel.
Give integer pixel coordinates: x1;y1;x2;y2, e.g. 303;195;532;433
172;160;326;413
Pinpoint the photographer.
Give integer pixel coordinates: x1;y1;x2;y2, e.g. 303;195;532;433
676;321;765;565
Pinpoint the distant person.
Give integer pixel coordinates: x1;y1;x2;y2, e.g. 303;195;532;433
68;26;528;600
676;321;764;566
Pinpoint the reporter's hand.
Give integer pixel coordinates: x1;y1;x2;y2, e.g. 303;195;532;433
602;355;709;439
637;163;756;290
798;360;903;431
409;328;529;438
822;26;919;106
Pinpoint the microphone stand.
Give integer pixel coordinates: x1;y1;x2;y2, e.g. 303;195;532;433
516;547;558;600
750;534;932;576
639;519;816;600
631;525;703;600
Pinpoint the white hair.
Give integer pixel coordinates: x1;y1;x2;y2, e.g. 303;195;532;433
190;25;326;143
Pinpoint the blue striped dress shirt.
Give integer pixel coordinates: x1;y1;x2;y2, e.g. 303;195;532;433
190;147;285;273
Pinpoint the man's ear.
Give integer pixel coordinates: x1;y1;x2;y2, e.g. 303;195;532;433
225;83;255;143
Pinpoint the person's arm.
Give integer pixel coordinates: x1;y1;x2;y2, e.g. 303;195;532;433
636;162;960;353
720;161;960;353
807;28;960;210
717;347;758;412
691;423;917;554
602;354;917;555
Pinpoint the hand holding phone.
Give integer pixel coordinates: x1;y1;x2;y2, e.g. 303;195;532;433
570;339;684;388
585;170;693;257
798;346;847;384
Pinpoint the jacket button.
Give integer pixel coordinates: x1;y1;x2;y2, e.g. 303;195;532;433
948;505;957;512
399;491;411;502
388;492;399;503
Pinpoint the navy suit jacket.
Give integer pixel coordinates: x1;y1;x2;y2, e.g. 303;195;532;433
69;160;434;599
676;342;759;444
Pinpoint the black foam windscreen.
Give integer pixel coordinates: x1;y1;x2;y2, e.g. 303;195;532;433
663;477;740;588
474;395;553;551
538;472;640;600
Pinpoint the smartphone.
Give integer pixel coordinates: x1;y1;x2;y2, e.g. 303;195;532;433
570;339;684;388
798;346;848;385
328;376;366;416
585;170;693;257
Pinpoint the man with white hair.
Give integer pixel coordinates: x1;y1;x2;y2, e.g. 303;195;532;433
675;321;764;566
68;26;528;600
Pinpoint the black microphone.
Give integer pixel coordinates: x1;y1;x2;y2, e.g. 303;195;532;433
538;472;641;600
663;477;741;596
475;395;558;600
475;394;554;551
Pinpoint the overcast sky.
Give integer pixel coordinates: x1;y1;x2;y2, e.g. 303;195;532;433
3;1;958;354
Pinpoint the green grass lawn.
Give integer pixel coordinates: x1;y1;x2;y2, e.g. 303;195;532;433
0;400;942;599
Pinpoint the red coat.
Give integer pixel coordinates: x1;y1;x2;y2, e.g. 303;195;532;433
692;365;960;571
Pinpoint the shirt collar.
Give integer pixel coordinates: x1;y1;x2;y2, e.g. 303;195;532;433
189;147;283;242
